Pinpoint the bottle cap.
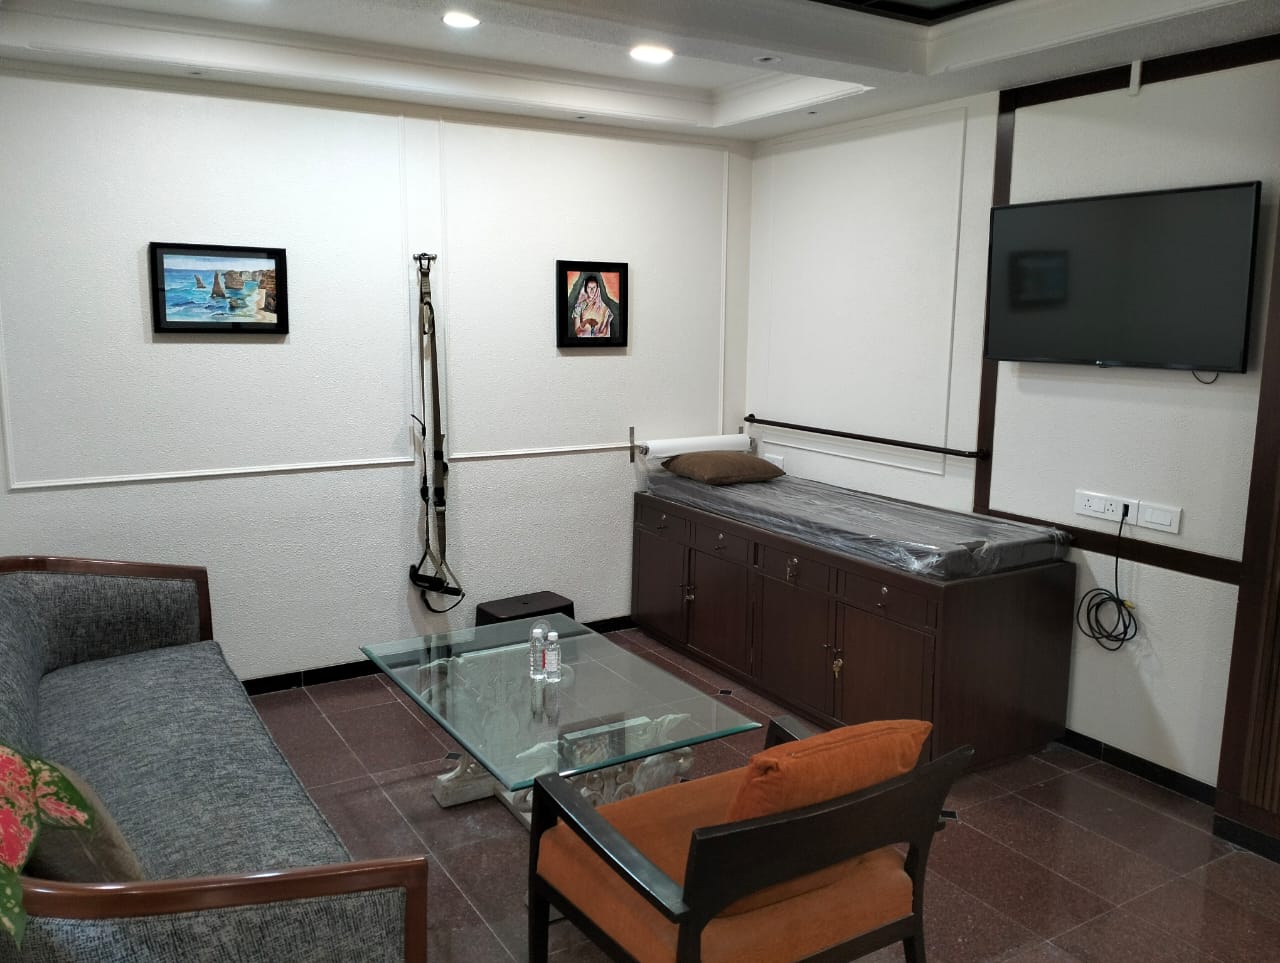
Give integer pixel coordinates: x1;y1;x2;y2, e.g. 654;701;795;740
546;631;558;642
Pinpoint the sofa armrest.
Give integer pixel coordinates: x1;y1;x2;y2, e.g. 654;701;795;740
0;556;212;671
20;856;427;962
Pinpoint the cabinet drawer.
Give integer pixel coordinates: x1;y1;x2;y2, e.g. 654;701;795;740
842;573;931;629
694;524;750;565
759;546;830;593
637;503;691;542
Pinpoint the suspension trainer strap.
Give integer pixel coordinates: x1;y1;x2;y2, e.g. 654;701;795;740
408;253;464;613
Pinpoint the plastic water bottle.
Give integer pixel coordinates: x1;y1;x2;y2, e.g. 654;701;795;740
529;623;547;681
544;630;562;682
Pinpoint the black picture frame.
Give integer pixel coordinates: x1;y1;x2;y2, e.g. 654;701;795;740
556;260;627;347
149;242;289;334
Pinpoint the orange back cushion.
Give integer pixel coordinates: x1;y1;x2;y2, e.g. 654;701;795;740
726;719;932;823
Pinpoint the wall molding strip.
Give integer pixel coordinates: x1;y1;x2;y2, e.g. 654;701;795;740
985;509;1242;586
6;454;414;491
449;442;631;463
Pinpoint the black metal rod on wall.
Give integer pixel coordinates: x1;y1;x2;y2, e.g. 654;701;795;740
743;414;988;460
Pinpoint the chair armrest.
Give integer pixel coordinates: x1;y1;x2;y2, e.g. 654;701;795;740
531;774;688;921
22;856;427;962
764;714;821;747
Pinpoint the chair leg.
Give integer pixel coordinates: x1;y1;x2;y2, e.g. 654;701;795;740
529;886;551;963
902;924;926;963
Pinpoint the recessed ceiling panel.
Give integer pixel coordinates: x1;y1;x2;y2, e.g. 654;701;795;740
808;0;1020;25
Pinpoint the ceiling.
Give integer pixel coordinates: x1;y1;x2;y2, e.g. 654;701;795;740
1;0;1278;141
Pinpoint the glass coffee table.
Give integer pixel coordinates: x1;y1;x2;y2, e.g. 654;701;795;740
361;613;760;822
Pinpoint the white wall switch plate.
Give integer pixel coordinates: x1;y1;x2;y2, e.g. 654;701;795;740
762;453;784;470
1136;501;1182;534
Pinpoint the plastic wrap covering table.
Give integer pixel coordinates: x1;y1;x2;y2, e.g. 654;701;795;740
645;468;1069;579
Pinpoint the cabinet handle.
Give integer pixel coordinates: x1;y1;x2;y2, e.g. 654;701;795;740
832;656;844;679
683;584;696;602
877;585;888;608
714;532;727;551
786;557;800;582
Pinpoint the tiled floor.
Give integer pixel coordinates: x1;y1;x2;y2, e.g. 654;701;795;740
252;628;1280;963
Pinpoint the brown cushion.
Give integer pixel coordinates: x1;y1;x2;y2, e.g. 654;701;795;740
727;719;932;824
537;767;912;962
662;450;784;485
25;763;145;883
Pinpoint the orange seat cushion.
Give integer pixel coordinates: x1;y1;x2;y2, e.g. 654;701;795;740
727;719;932;823
536;766;913;963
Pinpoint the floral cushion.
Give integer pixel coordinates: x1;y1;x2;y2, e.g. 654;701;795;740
24;762;144;883
0;745;96;946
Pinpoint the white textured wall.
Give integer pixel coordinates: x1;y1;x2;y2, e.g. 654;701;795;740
438;122;726;451
0;77;414;484
746;98;997;510
0;74;739;678
992;60;1280;783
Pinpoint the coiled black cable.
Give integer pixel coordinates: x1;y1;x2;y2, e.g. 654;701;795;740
1076;506;1138;651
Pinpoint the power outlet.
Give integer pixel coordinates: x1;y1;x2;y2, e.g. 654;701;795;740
1074;490;1139;522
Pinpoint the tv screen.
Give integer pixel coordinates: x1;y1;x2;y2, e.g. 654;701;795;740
984;181;1261;372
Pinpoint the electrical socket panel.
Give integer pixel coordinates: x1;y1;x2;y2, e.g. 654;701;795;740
1074;490;1139;522
762;453;785;470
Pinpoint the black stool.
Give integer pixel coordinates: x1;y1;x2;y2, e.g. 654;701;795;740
475;591;575;627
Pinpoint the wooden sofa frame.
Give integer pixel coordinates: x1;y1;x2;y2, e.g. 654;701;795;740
2;555;428;963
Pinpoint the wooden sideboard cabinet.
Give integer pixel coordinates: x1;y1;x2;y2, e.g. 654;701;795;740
631;492;1077;767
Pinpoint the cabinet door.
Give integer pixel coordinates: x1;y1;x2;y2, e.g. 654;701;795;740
836;605;932;725
757;576;834;716
632;529;688;644
688;550;750;674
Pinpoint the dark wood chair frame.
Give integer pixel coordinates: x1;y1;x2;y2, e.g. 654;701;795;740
2;555;429;963
528;716;973;963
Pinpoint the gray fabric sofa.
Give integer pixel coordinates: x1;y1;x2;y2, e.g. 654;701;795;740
0;556;427;962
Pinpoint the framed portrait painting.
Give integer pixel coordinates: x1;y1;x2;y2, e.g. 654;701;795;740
149;242;289;334
556;260;627;347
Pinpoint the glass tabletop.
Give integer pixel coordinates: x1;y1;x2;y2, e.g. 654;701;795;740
361;613;761;791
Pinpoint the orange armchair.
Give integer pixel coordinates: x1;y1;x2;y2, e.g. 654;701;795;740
528;717;972;963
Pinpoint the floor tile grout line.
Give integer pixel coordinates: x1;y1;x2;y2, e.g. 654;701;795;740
1009;773;1223;877
301;680;518;962
368;772;519;963
1071;761;1218;834
950;818;1123;937
302;685;380;781
961;780;1180;893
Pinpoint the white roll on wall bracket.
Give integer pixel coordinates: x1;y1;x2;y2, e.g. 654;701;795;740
629;426;752;463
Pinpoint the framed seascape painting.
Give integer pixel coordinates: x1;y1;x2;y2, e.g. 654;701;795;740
149;242;289;334
556;260;627;347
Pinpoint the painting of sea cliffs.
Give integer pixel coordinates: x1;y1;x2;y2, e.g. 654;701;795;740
149;243;288;334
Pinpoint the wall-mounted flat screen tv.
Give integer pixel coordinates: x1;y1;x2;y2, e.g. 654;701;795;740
984;181;1261;372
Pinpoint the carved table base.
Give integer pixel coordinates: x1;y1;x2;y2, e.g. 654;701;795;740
434;747;696;827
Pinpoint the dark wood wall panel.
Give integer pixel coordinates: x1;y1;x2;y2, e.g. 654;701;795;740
977;33;1280;852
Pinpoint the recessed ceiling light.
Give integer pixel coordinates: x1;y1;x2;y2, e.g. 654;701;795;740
631;45;673;65
443;11;479;29
753;55;781;64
